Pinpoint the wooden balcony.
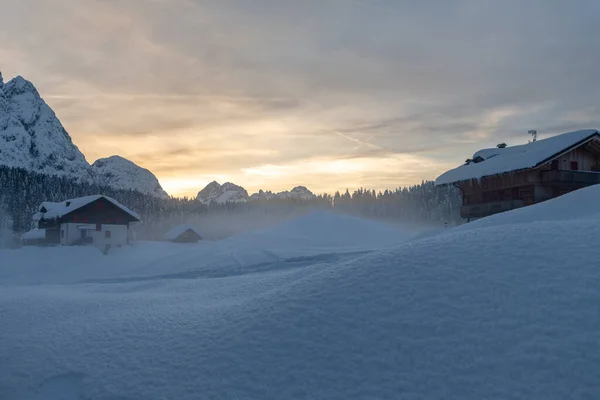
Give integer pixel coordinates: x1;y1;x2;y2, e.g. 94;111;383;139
461;199;525;219
541;170;600;186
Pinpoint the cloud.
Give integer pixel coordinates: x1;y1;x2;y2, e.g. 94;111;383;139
2;0;600;196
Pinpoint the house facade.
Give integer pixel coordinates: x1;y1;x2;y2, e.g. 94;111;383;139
436;129;600;221
32;195;140;250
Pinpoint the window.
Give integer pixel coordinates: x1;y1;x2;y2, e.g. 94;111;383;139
96;223;101;231
105;231;111;238
60;230;64;238
570;161;579;171
551;160;559;170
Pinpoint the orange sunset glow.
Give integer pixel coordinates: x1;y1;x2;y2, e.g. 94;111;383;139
3;0;600;197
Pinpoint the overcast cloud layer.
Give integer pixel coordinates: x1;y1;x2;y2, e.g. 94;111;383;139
2;0;600;196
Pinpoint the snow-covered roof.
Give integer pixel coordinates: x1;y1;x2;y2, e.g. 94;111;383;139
163;225;202;241
435;129;600;185
34;195;140;221
20;228;47;240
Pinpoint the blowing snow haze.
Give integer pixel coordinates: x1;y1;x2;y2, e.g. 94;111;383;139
3;1;600;195
2;1;600;399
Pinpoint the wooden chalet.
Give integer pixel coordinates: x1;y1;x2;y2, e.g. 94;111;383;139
31;195;140;250
435;129;600;221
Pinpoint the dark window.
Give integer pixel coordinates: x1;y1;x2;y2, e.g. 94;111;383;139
105;231;111;238
570;161;579;170
96;223;101;231
60;230;64;238
511;188;519;199
551;160;559;170
73;216;79;222
96;201;104;210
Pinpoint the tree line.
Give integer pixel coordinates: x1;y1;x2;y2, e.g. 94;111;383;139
0;165;461;245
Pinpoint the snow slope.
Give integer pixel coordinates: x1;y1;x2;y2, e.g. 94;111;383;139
1;197;600;399
0;212;408;285
92;155;169;198
0;74;93;180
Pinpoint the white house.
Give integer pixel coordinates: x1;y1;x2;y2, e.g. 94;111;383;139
33;195;140;250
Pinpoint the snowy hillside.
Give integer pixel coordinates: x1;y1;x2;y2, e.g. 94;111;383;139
92;155;169;198
196;181;249;204
2;191;600;399
0;73;93;181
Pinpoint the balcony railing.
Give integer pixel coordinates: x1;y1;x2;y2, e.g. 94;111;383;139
461;199;525;219
541;170;600;185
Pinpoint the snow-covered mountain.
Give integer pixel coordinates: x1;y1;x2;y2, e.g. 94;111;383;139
249;186;316;201
0;72;169;197
197;181;316;204
92;156;169;199
0;73;93;181
196;181;249;204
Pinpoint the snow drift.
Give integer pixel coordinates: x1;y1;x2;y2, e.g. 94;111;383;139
1;195;600;399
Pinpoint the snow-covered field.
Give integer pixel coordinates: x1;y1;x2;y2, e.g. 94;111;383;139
1;195;600;399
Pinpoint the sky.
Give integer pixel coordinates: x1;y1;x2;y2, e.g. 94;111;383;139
2;0;600;197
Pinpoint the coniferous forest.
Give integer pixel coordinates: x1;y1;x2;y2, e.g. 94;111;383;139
0;165;462;243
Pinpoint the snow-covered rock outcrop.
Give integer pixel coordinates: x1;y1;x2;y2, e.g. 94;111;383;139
249;186;316;201
196;181;249;204
0;73;93;180
92;156;169;198
197;182;316;204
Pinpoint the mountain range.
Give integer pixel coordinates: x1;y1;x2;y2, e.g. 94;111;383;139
0;72;315;202
196;182;316;204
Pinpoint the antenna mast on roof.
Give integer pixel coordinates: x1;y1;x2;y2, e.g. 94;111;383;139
528;129;537;142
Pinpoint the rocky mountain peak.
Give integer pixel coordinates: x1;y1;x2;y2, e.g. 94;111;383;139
0;74;93;181
249;185;316;201
0;73;170;197
196;181;249;204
